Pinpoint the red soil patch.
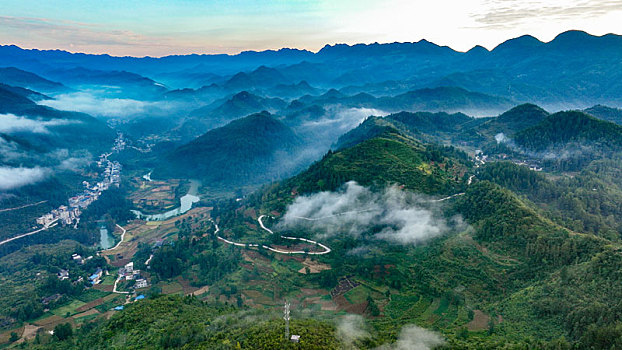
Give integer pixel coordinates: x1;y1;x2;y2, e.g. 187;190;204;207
75;298;105;313
467;310;490;331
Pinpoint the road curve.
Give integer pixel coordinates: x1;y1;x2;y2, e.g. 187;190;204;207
103;224;128;252
207;216;331;255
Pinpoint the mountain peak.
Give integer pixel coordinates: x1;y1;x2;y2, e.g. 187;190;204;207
492;34;543;53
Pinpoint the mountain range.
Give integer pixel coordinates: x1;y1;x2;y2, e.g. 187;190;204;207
3;30;622;108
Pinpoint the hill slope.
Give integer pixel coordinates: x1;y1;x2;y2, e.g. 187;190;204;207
289;131;470;195
156;111;303;186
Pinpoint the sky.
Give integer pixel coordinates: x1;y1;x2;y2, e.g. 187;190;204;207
0;0;621;57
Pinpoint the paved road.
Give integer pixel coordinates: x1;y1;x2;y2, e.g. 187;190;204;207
103;224;127;252
207;217;331;255
0;222;58;246
0;200;47;213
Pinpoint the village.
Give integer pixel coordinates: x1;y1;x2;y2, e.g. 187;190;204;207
36;135;125;228
474;150;543;171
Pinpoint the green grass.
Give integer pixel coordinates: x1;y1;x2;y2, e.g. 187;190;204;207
384;294;421;319
73;313;98;324
343;286;369;304
50;300;86;317
433;297;450;315
100;275;116;286
160;281;183;295
77;289;109;303
280;259;304;272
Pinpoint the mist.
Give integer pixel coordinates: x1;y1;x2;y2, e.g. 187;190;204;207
337;314;370;348
57;154;93;171
0;166;50;190
300;107;386;150
376;324;445;350
0;114;80;134
37;92;184;118
495;132;593;160
278;181;460;245
301;107;386;134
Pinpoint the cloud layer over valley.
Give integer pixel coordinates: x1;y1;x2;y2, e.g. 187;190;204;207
0;113;80;134
278;181;462;245
37;93;183;118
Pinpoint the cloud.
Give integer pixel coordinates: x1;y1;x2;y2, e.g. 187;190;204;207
0;16;200;57
337;314;370;348
494;132;593;160
57;155;92;171
0;166;50;190
37;93;170;118
278;181;460;245
0;137;23;162
376;324;445;350
494;132;510;144
0;114;79;134
301;107;386;133
472;0;622;28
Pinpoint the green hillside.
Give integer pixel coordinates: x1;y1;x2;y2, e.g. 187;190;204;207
289;131;470;195
474;103;549;139
27;295;341;350
584;104;622;125
156;111;303;186
514;111;622;150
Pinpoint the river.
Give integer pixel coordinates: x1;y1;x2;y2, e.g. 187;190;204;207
131;180;201;221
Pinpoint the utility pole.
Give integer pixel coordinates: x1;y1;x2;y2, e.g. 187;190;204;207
284;300;290;340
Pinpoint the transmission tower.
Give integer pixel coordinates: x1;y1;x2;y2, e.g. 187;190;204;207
284;300;290;340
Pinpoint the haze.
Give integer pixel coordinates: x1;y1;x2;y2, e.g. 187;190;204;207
1;0;622;56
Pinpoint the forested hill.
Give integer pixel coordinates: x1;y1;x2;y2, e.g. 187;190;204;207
584;104;622;125
27;295;341;350
155;111;303;186
0;84;115;157
514;111;622;151
287;131;471;195
473;103;549;138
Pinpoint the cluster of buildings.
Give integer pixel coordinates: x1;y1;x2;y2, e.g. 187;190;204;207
474;150;488;168
473;150;543;172
89;268;104;285
56;253;102;285
118;262;149;289
112;133;126;151
513;160;543;172
36;135;123;228
37;205;81;227
71;253;93;265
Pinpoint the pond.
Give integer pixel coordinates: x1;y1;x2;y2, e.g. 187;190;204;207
99;221;115;249
131;180;201;221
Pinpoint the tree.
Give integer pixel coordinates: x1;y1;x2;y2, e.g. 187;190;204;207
9;332;18;342
366;296;380;316
54;322;73;341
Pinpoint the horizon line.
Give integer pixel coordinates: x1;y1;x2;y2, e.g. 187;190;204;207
1;29;618;59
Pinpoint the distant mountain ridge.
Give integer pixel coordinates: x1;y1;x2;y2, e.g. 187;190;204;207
3;30;622;107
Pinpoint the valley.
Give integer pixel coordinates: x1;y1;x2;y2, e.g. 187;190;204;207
0;30;621;350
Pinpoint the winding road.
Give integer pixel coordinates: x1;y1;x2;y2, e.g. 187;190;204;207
208;216;331;255
112;276;130;294
206;188;472;256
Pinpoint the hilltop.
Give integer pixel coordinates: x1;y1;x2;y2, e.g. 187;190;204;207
155;111;303;186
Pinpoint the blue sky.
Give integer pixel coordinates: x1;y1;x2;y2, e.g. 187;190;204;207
1;0;621;56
